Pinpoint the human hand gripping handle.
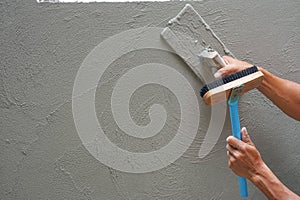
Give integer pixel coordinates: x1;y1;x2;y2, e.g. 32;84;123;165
226;127;263;178
227;128;300;199
214;56;253;78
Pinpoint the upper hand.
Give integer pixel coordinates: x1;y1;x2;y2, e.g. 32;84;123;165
214;56;253;78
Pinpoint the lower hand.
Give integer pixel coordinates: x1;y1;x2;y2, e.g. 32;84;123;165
226;127;265;179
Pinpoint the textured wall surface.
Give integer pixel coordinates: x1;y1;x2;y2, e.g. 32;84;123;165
1;0;299;199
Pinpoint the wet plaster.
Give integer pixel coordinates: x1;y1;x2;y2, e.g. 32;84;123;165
0;0;299;200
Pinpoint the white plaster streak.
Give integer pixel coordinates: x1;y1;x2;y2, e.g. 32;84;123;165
37;0;172;3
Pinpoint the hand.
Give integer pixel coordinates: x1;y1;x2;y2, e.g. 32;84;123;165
214;56;253;78
226;127;265;179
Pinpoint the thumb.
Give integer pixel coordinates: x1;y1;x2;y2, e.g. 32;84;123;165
214;56;233;78
241;127;254;146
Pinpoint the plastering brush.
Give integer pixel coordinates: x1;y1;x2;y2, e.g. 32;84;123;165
199;54;264;198
200;64;264;105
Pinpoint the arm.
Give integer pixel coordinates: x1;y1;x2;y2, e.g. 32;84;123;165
226;127;300;200
215;56;300;121
257;68;300;121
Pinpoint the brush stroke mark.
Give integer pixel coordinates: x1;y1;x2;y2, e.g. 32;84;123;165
163;4;228;158
72;27;200;173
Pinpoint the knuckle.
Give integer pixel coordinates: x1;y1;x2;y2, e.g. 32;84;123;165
236;153;245;160
240;145;246;152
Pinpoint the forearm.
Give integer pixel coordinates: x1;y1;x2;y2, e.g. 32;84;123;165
257;67;300;121
250;163;299;200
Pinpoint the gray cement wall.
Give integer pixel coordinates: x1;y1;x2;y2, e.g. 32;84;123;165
1;0;299;199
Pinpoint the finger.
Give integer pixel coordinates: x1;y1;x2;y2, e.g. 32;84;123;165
228;154;236;168
214;67;231;78
227;136;245;151
227;150;233;158
214;68;225;78
226;144;241;159
222;56;236;64
214;64;239;78
241;127;254;146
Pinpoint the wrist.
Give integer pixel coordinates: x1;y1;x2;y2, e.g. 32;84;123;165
249;162;269;184
249;163;294;199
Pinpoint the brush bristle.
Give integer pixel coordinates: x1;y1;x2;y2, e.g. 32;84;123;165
200;66;258;97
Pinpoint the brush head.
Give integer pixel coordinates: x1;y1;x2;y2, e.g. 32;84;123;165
200;66;264;105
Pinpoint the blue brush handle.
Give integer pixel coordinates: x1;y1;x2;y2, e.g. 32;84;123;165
228;98;248;198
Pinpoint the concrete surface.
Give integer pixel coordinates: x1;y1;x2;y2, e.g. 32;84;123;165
1;0;299;199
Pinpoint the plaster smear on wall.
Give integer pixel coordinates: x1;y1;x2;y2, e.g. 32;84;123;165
1;0;299;200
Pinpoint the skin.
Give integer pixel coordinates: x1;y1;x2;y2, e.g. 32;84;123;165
227;128;299;200
216;56;300;199
215;56;300;120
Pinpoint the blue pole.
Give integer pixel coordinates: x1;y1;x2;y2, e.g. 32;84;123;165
228;94;248;198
